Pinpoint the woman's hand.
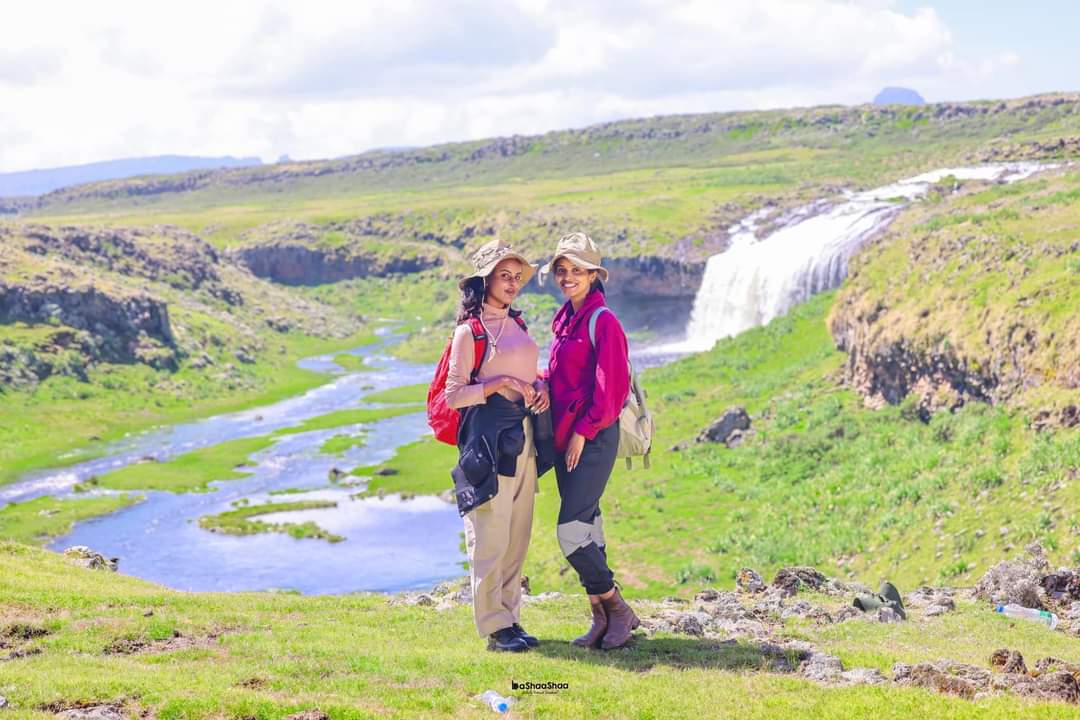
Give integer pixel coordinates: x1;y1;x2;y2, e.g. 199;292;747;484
500;376;537;405
481;376;535;404
530;383;550;413
565;432;586;472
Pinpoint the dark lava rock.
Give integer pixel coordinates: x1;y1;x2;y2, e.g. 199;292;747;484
698;407;751;446
973;545;1049;609
284;711;329;720
230;242;442;285
990;648;1028;675
893;661;988;699
772;567;827;596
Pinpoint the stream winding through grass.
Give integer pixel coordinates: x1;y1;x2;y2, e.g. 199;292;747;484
1;329;466;593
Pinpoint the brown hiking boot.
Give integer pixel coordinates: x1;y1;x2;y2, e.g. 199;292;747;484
571;600;607;648
599;587;640;649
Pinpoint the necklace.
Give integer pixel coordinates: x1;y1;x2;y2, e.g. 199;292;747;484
479;311;509;359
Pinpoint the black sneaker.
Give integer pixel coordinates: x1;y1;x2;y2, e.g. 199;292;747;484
511;623;539;648
488;627;529;652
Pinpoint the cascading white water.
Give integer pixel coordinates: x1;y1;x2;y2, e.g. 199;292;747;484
669;163;1047;352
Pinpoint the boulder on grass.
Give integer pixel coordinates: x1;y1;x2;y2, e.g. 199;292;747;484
697;407;751;446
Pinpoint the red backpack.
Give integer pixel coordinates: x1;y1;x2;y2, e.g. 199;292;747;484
427;313;528;445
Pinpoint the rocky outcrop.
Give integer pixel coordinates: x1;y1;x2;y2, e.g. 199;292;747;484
0;196;34;215
698;407;751;446
62;545;118;571
0;282;176;369
894;655;1080;704
973;543;1050;609
603;256;703;299
829;314;996;419
16;224;240;303
230;242;443;285
969;136;1080;163
829;169;1080;421
0;223;361;388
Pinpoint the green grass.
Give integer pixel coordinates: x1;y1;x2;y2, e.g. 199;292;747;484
197;501;343;543
785;591;1080;675
347;292;1080;598
833;169;1080;413
330;354;369;372
1;541;1079;718
25;95;1080;260
267;487;322;496
360;383;429;404
273;406;422;436
94;436;278;494
350;437;456;498
319;431;368;455
81;405;425;495
3;94;1080;717
0;329;378;488
0;494;144;544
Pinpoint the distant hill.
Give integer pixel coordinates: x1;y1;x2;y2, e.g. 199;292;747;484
11;92;1079;217
0;155;262;197
873;86;925;105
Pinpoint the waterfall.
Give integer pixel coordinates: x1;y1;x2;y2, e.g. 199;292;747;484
669;163;1047;353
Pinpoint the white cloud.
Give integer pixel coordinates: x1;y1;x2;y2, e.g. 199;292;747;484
0;0;1026;173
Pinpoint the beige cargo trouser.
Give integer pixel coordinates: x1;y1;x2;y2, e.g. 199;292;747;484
462;417;537;637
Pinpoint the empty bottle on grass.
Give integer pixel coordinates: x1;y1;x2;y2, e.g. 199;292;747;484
477;690;515;713
995;603;1059;629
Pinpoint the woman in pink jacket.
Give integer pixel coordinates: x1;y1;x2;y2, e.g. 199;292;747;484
540;231;639;650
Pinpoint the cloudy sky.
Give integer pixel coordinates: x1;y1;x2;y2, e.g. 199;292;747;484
0;0;1074;172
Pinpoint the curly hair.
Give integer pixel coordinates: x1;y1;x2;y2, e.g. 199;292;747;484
455;277;486;323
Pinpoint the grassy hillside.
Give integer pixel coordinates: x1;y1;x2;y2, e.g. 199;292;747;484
362;290;1078;597
12;94;1080;263
831;168;1080;415
0;94;1078;719
3;540;1080;719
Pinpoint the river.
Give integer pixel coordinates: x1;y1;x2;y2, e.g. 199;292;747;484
1;330;466;594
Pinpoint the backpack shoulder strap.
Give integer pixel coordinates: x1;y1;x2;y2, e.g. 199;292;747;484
587;306;610;348
466;317;488;382
511;313;528;332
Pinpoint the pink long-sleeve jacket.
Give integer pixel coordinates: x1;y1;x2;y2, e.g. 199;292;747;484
547;289;630;452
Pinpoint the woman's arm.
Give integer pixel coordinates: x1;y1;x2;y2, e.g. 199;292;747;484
445;324;488;408
571;311;631;440
445;323;533;408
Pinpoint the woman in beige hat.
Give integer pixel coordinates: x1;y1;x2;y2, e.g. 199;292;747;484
539;231;639;649
444;238;550;652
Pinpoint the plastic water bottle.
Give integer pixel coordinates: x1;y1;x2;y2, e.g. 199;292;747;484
995;603;1059;630
477;690;514;713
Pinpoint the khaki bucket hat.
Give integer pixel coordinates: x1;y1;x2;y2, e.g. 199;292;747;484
459;238;536;289
539;231;610;285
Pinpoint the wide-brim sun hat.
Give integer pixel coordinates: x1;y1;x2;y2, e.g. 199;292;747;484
459;238;537;289
538;231;610;285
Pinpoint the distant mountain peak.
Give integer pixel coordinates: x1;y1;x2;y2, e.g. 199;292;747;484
874;87;925;105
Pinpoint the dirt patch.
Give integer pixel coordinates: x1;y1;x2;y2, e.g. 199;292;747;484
0;621;50;643
103;628;229;656
41;701;130;720
235;677;268;689
0;620;50;662
1;646;42;662
283;711;329;720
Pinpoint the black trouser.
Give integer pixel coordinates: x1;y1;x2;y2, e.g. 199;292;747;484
555;422;619;595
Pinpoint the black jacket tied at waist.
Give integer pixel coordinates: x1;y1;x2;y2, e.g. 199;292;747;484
452;394;527;516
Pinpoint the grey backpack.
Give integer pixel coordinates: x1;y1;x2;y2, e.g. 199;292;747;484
589;307;654;469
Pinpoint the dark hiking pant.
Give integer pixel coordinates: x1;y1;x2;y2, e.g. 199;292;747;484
555;422;619;595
